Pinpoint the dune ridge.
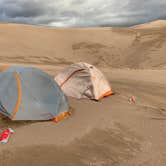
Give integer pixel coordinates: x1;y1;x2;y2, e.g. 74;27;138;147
0;20;166;69
132;20;166;29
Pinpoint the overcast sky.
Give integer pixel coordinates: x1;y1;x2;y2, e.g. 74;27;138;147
0;0;166;27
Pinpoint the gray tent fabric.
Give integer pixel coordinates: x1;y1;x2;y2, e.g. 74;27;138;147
0;66;68;121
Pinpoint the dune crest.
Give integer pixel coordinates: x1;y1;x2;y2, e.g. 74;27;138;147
132;20;166;29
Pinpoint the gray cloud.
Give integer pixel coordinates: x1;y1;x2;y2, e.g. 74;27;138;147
0;0;166;27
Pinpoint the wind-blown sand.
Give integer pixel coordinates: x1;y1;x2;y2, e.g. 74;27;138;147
0;20;166;166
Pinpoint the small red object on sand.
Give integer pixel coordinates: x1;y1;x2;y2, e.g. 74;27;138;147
0;128;15;144
129;96;136;104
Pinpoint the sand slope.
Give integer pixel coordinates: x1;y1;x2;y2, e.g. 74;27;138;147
1;69;166;166
0;21;166;69
132;20;166;29
0;21;166;166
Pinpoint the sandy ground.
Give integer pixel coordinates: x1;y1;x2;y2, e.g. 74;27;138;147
0;20;166;166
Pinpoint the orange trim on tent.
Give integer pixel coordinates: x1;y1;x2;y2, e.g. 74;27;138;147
60;69;85;87
52;111;72;123
98;90;113;100
0;65;10;72
11;71;22;120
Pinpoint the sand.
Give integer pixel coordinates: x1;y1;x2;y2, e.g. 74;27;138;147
0;20;166;166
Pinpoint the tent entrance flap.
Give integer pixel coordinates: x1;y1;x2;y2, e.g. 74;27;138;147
60;69;85;87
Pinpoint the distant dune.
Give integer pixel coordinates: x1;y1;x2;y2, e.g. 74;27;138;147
132;20;166;29
0;20;166;69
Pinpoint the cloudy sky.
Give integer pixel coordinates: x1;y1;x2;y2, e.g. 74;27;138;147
0;0;166;27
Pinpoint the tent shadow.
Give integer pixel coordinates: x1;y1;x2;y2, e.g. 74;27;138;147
0;106;74;129
0;114;49;130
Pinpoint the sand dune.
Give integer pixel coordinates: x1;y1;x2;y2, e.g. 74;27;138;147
0;21;166;166
0;21;166;69
132;20;166;29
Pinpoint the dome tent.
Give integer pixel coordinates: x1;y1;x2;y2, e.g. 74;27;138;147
0;66;69;121
55;62;113;100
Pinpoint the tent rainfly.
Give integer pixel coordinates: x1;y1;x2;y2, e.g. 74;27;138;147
0;66;69;121
55;62;113;100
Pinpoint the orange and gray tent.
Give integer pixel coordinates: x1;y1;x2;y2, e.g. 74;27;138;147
55;62;113;100
0;66;69;121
